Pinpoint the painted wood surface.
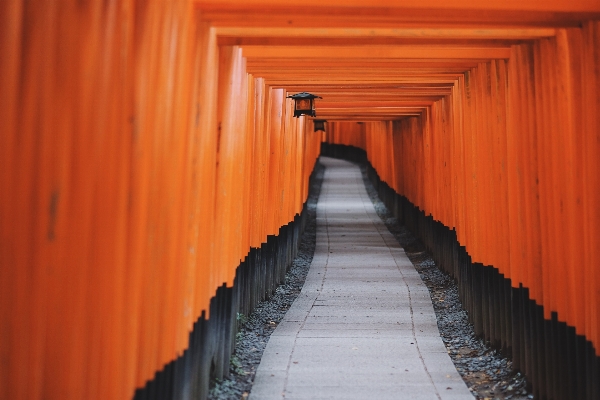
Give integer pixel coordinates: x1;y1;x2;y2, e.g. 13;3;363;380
1;0;598;398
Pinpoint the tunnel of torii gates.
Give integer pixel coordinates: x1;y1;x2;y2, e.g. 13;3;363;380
1;0;600;399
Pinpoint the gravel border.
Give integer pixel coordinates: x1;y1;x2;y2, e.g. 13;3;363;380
209;159;534;400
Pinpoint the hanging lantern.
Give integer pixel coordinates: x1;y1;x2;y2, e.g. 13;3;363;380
313;119;326;132
287;92;322;118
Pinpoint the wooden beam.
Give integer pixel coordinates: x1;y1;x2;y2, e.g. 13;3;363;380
246;60;482;68
197;0;600;13
240;45;512;60
316;101;435;108
198;4;599;28
278;85;455;97
264;79;460;86
216;26;557;40
311;116;419;121
253;72;465;82
216;26;557;46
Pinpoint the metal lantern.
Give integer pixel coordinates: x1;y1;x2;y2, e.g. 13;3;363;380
313;119;326;132
287;92;322;118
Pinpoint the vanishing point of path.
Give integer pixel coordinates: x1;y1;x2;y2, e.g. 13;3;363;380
249;157;472;400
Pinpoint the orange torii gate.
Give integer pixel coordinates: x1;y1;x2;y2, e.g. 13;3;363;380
0;0;599;399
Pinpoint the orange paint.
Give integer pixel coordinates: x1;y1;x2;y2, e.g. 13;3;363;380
0;2;320;399
324;22;600;355
1;0;598;399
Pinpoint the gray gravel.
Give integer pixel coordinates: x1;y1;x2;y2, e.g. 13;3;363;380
209;159;533;400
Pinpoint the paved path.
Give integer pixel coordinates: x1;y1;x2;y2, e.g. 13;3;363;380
250;157;472;400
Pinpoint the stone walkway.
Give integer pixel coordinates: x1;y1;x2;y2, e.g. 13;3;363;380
249;157;472;400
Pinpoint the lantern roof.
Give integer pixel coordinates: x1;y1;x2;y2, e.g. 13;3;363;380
287;92;322;99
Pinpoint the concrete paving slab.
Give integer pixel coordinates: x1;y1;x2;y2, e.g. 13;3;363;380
296;328;414;338
299;322;416;331
250;157;472;400
283;385;440;400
